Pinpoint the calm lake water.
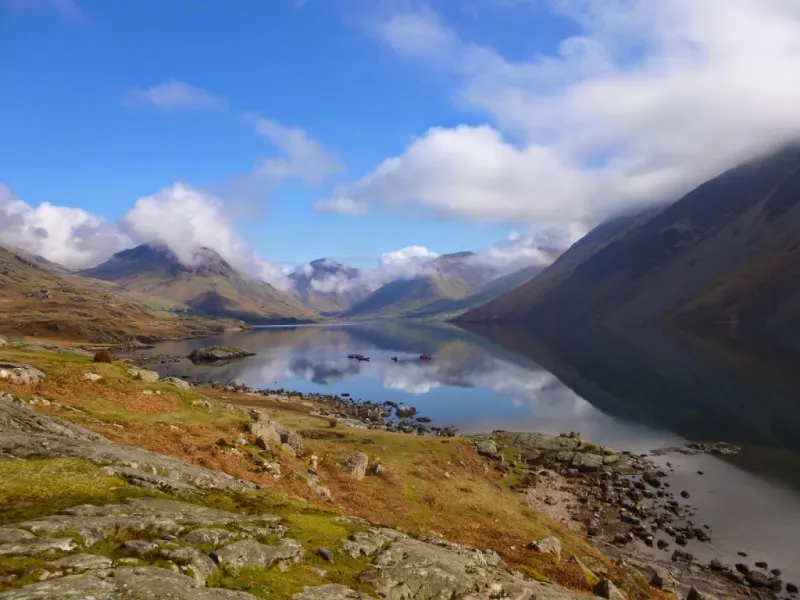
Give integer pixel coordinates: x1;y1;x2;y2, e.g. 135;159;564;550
138;321;800;584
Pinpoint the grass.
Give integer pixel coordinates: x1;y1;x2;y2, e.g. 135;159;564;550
0;344;660;598
0;458;149;525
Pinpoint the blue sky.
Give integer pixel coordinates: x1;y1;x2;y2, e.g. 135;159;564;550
1;0;799;283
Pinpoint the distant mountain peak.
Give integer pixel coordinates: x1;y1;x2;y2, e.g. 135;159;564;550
435;251;477;262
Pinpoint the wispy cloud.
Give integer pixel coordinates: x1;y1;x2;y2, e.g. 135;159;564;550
4;0;85;20
247;114;345;186
122;79;229;112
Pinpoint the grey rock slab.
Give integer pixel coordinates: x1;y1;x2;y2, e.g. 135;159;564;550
45;553;113;572
360;537;578;600
0;398;255;492
595;578;626;600
0;537;77;557
161;376;191;389
181;528;239;547
18;498;278;545
530;536;562;559
0;566;260;599
0;528;36;544
0;363;46;384
341;528;407;559
159;546;217;584
121;541;160;558
212;539;303;569
293;585;373;600
471;439;501;460
126;368;160;383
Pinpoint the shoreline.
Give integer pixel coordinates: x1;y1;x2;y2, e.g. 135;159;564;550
129;349;793;599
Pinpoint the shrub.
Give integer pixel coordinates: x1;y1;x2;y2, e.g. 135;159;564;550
93;348;114;363
328;417;338;429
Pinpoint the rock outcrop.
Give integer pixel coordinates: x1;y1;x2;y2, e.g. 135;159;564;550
188;346;256;363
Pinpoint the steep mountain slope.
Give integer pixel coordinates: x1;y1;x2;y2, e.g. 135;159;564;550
404;264;545;320
288;258;369;314
459;145;800;327
341;251;496;319
80;244;319;324
0;243;71;273
0;244;230;341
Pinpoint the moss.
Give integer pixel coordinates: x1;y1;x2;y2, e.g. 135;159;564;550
0;458;149;525
517;564;550;583
0;556;59;591
208;553;375;600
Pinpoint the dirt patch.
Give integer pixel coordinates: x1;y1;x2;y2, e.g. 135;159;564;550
524;469;582;532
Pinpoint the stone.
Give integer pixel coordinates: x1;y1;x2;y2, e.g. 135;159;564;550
45;553;113;573
248;419;286;446
0;362;46;384
121;541;159;558
281;430;304;451
82;373;103;382
341;529;406;559
160;546;217;584
318;548;335;562
0;400;255;492
786;583;798;594
187;346;256;363
181;528;239;547
162;376;191;389
686;587;713;600
0;566;259;599
0;528;36;544
745;570;772;588
570;453;604;472
472;439;501;460
709;558;724;571
18;498;277;547
0;537;77;557
529;536;562;560
395;406;418;419
594;578;626;600
293;585;373;600
649;567;669;589
339;453;369;481
212;539;303;569
127;367;160;383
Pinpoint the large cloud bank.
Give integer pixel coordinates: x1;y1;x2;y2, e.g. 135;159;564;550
318;0;800;227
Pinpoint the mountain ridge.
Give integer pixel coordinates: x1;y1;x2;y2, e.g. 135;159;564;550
80;244;319;325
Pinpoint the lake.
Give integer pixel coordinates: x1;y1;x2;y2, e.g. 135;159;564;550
135;320;800;584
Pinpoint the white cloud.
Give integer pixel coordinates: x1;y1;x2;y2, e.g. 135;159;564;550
471;224;586;272
0;184;129;268
120;183;292;290
332;0;800;228
122;79;229;112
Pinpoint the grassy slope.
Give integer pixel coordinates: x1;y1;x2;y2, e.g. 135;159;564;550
82;266;320;325
0;343;656;597
0;246;234;342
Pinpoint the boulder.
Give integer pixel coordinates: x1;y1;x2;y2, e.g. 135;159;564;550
570;453;604;472
162;377;191;389
187;346;256;363
0;537;77;557
472;439;501;460
0;362;46;385
339;453;369;481
281;430;303;451
44;554;113;573
293;585;372;600
0;566;259;599
127;368;160;383
159;546;217;584
594;578;626;600
181;528;239;547
212;539;302;569
529;536;562;560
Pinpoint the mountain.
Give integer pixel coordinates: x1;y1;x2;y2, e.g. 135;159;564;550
0;244;231;342
0;243;71;274
288;258;370;314
458;145;800;327
80;244;319;325
342;251;532;320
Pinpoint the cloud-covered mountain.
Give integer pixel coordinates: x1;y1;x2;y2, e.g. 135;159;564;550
287;258;371;314
458;144;800;328
80;243;319;324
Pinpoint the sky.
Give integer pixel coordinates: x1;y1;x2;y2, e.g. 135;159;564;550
2;0;800;289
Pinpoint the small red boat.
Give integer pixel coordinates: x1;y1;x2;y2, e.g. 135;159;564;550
419;353;433;360
348;353;370;362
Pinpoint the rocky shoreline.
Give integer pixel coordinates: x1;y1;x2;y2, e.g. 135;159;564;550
8;341;795;599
